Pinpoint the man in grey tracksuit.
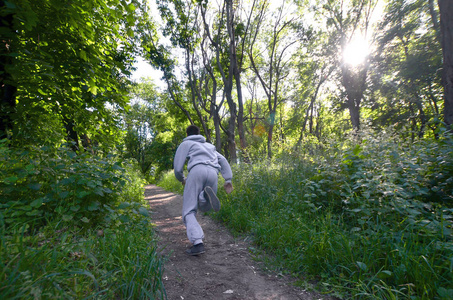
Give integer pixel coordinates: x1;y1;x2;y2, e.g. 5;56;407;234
174;125;233;255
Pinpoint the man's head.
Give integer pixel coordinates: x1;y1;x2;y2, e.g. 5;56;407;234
186;125;200;136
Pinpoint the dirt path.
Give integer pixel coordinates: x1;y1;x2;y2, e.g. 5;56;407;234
145;185;333;300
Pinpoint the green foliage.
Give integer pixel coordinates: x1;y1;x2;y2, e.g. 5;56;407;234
157;170;185;195
209;130;453;299
122;80;183;182
0;139;165;299
1;0;153;146
0;139;149;228
0;221;164;299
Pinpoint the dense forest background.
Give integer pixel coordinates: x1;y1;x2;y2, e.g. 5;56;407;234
1;0;452;299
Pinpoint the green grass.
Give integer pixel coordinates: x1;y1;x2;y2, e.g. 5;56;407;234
0;221;165;299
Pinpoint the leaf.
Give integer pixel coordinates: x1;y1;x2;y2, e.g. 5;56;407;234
63;215;73;221
70;205;80;212
127;3;136;12
28;183;41;190
94;188;104;196
138;206;149;217
438;287;453;299
112;163;123;170
89;85;98;95
59;191;70;199
81;217;89;223
68;269;98;288
80;50;87;61
352;145;362;156
117;202;130;209
356;261;368;272
88;202;100;211
30;198;42;208
4;1;16;9
4;176;18;184
377;270;392;279
61;178;75;185
119;214;130;223
20;205;32;212
77;191;91;198
26;210;42;216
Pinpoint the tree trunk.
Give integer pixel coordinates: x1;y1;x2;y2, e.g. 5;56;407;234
226;0;247;155
296;67;332;149
347;99;361;131
213;106;222;152
0;0;16;140
186;48;211;142
341;65;368;131
267;123;274;159
223;0;238;163
412;92;426;138
234;69;247;155
438;0;453;129
429;0;441;43
209;77;222;152
63;118;80;152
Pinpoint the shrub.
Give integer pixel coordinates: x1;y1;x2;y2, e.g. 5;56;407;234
211;130;453;299
0;140;165;299
0;140;148;228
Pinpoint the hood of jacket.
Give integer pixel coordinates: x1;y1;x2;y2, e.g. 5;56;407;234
183;134;206;143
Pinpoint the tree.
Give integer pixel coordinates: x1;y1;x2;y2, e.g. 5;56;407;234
372;0;442;139
199;0;238;162
318;0;378;132
438;0;453;129
124;79;183;180
0;0;151;148
248;0;299;158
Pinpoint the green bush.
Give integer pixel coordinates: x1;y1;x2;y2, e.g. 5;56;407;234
211;131;453;299
0;140;148;228
0;140;165;299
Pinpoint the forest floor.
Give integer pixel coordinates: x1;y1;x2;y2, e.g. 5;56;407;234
145;184;337;300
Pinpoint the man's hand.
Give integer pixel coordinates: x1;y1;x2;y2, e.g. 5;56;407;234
182;178;186;186
224;182;233;194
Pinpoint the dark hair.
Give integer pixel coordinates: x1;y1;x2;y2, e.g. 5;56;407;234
186;125;200;136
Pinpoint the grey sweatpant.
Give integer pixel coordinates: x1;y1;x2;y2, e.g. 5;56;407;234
182;164;219;245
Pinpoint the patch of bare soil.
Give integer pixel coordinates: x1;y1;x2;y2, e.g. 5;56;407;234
145;185;334;300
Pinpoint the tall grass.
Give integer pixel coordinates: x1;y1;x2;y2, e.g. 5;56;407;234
159;130;453;299
1;141;165;299
0;222;165;299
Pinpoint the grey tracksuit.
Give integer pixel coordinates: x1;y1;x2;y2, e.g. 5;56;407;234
174;134;232;245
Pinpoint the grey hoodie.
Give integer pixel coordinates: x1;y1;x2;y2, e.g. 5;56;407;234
174;135;233;183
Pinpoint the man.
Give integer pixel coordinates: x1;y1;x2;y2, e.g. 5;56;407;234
174;125;233;255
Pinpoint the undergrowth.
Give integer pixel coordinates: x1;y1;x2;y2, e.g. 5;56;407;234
158;130;453;299
0;140;165;299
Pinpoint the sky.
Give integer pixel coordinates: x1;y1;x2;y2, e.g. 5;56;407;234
131;57;165;88
131;57;160;81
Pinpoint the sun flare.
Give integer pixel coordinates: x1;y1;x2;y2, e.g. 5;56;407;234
342;37;370;66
